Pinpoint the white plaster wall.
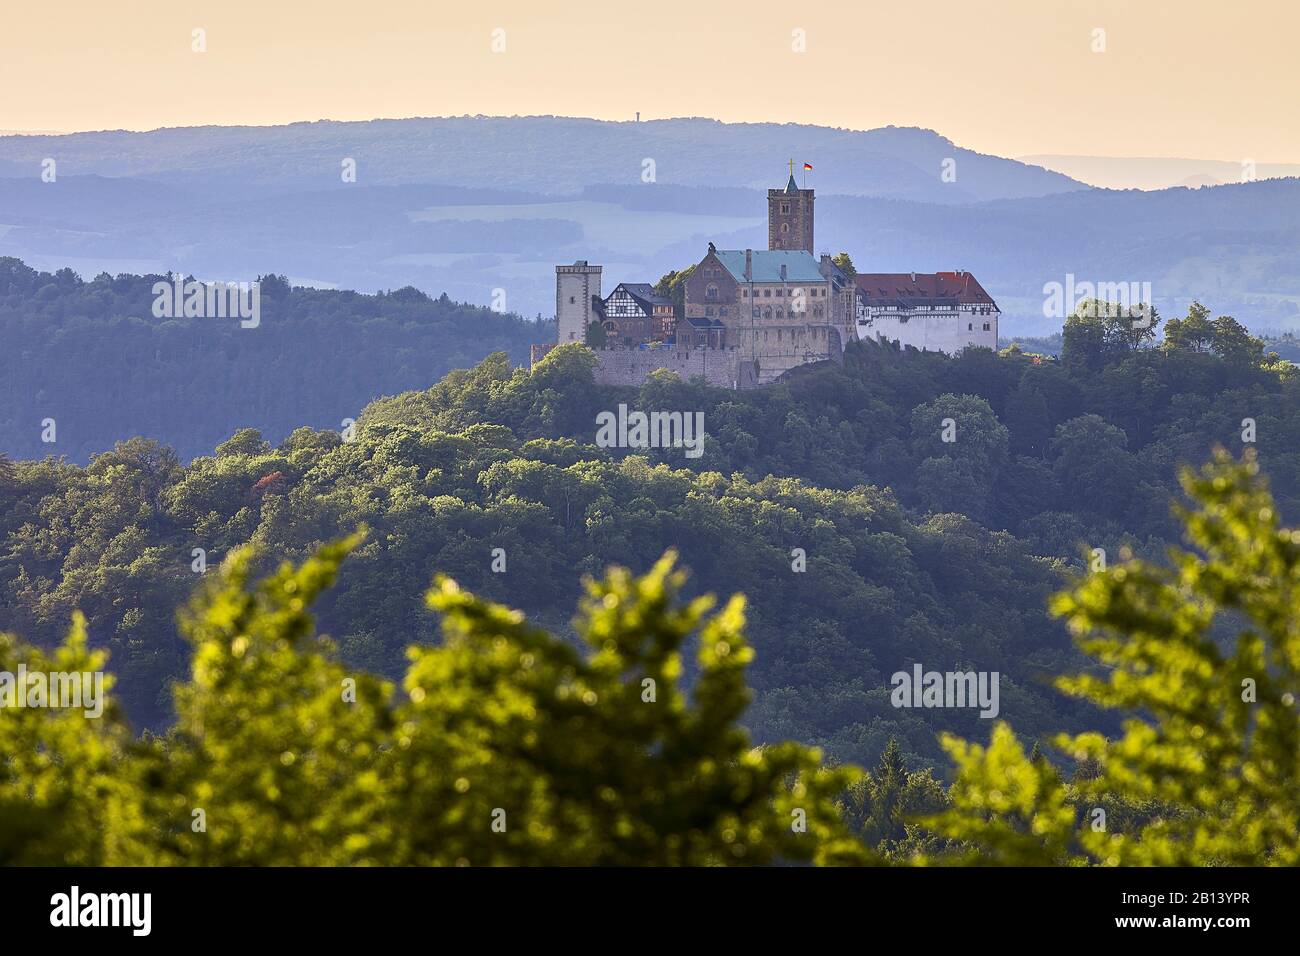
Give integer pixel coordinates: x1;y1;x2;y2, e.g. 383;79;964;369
856;306;998;355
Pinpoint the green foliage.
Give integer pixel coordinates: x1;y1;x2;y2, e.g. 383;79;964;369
5;291;1300;772
653;265;695;317
0;614;137;865
584;318;608;348
838;738;952;859
923;450;1300;865
0;257;544;462
144;532;398;865
830;252;857;279
403;551;869;865
1053;449;1300;864
920;724;1081;865
0;542;867;866
1060;298;1160;373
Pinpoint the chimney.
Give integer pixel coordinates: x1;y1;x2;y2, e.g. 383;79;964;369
780;263;788;282
745;248;753;282
910;271;916;283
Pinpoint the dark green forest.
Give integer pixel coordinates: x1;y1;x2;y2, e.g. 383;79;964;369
0;257;544;462
0;287;1290;773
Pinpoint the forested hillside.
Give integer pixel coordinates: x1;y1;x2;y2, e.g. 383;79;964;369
0;298;1289;771
0;257;544;462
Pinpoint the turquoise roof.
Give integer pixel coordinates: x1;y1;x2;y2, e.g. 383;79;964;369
714;249;825;284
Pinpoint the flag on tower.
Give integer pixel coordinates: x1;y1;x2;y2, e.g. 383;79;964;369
803;163;813;171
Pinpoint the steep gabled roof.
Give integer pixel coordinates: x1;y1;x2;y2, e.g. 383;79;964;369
855;271;997;308
613;282;672;312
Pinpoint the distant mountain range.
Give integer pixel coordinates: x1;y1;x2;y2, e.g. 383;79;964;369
1020;154;1300;191
0;117;1082;202
1;116;1299;335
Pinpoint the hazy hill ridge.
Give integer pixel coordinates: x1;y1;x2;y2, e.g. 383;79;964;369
0;116;1084;202
1;116;1298;332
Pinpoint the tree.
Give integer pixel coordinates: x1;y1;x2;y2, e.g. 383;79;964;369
1162;301;1217;354
909;393;1009;519
1;541;870;866
830;252;857;279
0;613;135;865
653;265;695;318
839;737;950;859
403;550;869;865
584;319;608;348
1061;310;1108;374
1210;314;1266;366
923;450;1300;865
1061;298;1158;370
1049;414;1138;519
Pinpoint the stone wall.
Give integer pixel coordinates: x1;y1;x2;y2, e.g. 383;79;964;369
591;347;741;389
733;324;844;384
531;342;827;390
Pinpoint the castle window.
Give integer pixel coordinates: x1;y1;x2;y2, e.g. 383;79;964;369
968;323;973;331
781;223;790;234
763;289;771;297
763;307;773;319
706;284;718;300
983;322;991;331
569;296;576;304
780;203;790;214
706;306;714;316
720;307;727;317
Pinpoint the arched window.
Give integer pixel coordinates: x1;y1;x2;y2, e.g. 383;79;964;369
706;284;718;300
763;306;773;320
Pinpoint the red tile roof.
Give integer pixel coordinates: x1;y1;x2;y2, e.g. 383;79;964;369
855;271;996;307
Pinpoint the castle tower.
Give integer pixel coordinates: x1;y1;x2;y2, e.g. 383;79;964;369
768;162;814;253
556;260;602;344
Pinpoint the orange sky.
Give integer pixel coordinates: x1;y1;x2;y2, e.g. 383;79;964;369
1;0;1294;161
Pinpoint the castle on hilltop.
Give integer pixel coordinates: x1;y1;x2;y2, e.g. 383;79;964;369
532;163;999;388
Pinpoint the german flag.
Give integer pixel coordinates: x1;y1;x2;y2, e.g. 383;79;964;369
803;163;813;171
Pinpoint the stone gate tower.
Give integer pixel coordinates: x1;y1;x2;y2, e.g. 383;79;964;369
555;260;602;344
768;163;814;254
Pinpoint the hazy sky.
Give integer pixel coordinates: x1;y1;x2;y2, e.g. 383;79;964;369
2;0;1294;161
